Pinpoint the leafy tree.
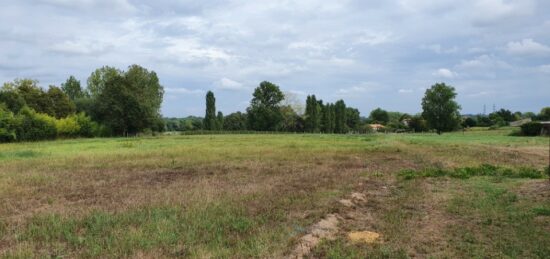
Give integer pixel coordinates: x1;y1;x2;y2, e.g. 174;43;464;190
61;76;87;100
539;107;550;121
0;104;16;142
462;117;477;128
320;102;334;133
247;81;284;131
10;79;54;116
223;112;248;131
204;91;217;130
87;66;122;98
0;84;26;113
334;100;347;133
47;86;76;118
304;95;321;132
489;109;514;123
421;83;461;134
346;107;361;132
216;111;224;130
476;115;492;127
522;112;536;119
94;65;164;135
14;106;57;141
280;105;303;132
369;108;389;124
408;115;429;132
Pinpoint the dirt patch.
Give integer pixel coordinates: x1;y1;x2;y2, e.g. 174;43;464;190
348;231;381;244
289;214;340;258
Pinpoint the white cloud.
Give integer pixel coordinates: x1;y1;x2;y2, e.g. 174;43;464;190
506;39;550;56
50;40;110;55
354;31;395;46
165;87;205;95
457;55;510;70
398;89;413;93
472;0;535;26
164;38;233;63
433;68;457;78
216;77;248;91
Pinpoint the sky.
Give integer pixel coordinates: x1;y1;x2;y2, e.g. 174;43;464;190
1;0;549;117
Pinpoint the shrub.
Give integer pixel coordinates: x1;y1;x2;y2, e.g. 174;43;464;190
0;105;17;142
520;122;542;136
14;107;57;141
56;116;81;138
74;113;97;137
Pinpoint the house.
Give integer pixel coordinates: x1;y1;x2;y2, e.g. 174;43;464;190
369;124;385;132
509;118;532;127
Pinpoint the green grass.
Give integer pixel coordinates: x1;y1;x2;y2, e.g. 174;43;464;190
399;164;546;180
446;178;550;258
0;130;548;257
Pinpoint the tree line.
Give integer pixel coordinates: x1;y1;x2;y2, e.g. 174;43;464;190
168;81;549;136
2;68;548;143
0;65;164;142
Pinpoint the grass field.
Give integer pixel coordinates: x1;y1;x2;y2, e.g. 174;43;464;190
0;130;549;258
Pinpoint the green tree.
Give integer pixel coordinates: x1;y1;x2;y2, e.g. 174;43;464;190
247;81;285;131
346;107;361;132
304;95;321;132
421;83;461;134
87;66;122;98
369;108;389;124
14;106;57;141
61;76;87;100
334;100;347;133
216;111;224;130
204;91;217;130
223;112;248;131
280;105;303;132
10;79;54;116
539;107;550;121
93;65;164;135
408;115;428;132
0;104;16;142
0;84;26;113
47;86;76;118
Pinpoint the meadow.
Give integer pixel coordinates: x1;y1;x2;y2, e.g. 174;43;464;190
0;129;548;258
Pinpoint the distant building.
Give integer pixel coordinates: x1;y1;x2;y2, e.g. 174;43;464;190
541;121;550;135
369;124;385;132
509;118;532;127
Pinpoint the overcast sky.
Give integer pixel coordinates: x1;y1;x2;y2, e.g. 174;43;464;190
1;0;549;117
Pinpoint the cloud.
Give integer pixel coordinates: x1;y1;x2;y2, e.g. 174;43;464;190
506;39;550;56
215;77;248;91
398;89;413;93
165;87;205;95
433;68;457;78
50;40;111;55
0;0;548;116
471;0;535;26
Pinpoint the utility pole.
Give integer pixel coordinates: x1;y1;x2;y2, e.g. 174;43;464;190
483;104;486;115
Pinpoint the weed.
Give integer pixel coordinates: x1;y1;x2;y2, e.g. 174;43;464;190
399;164;545;180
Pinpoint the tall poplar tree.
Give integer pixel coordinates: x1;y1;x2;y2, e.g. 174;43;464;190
334;100;347;133
204;91;216;130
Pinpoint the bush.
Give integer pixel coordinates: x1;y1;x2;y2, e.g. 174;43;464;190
0;105;17;142
74;113;97;137
56;116;81;138
520;122;543;136
14;107;57;141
